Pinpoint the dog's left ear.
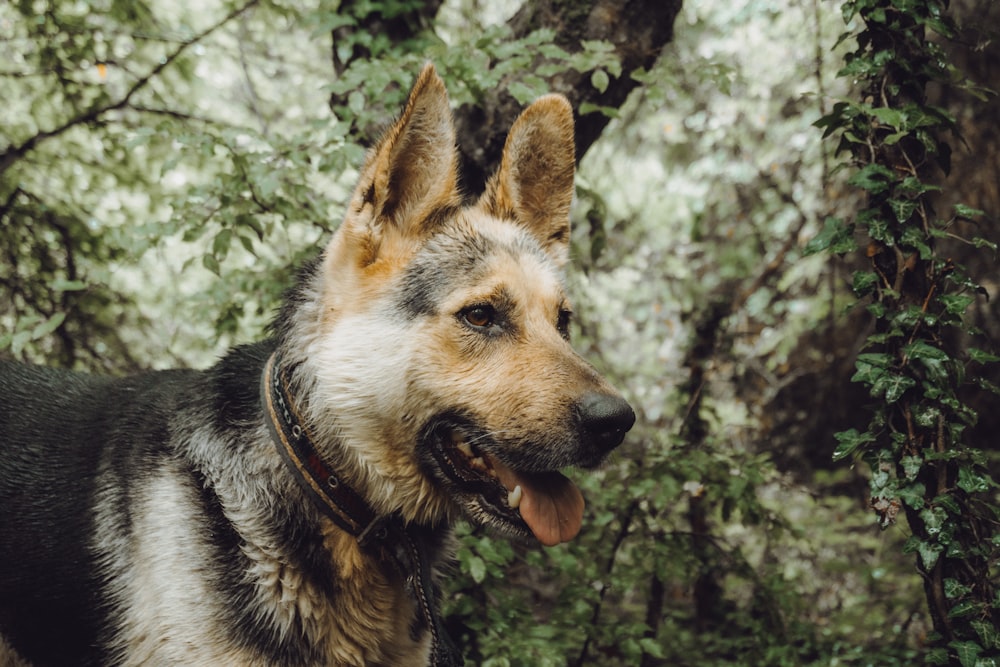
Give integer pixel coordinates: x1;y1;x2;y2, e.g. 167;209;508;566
480;94;576;267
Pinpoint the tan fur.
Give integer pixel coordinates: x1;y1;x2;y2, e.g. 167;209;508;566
322;63;462;306
482;94;576;266
0;635;30;667
290;66;590;530
269;63;624;663
318;527;430;666
182;64;619;664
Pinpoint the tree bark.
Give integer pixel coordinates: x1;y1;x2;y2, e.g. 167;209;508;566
456;0;683;192
330;0;683;191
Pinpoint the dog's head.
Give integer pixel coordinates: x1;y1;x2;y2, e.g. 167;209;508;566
293;64;634;546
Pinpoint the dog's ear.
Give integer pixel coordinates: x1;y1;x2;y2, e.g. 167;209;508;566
480;94;576;267
340;63;460;262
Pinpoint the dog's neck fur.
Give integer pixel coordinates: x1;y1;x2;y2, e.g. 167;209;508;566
257;347;460;665
190;63;579;665
269;257;459;528
262;351;381;538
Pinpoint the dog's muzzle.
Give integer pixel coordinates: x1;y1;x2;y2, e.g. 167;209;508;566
418;391;634;547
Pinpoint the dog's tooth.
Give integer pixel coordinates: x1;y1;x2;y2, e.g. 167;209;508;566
456;441;474;458
471;456;486;471
507;485;523;509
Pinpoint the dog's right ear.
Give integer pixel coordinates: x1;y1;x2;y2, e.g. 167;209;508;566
335;63;461;266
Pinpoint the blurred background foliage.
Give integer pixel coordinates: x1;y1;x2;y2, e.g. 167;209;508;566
1;0;997;665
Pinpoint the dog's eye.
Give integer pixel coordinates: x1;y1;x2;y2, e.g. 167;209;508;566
462;305;495;329
557;308;572;339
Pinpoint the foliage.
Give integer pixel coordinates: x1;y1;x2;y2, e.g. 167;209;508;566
2;1;997;666
442;1;929;664
812;0;1000;662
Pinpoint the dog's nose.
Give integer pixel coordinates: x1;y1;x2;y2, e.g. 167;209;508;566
577;391;636;455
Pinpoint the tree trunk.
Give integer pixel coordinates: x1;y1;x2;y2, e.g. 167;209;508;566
330;0;683;190
457;0;683;191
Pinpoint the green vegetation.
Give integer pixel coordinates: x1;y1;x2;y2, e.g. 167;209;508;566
812;0;999;663
2;1;996;664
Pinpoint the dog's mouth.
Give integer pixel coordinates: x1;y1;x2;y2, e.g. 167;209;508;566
421;420;585;546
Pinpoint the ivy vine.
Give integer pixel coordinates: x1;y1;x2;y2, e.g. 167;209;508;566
812;1;999;664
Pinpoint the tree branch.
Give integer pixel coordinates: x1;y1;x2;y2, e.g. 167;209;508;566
326;0;681;193
455;0;682;192
0;0;259;178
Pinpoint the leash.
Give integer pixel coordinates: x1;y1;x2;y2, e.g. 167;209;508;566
261;353;462;667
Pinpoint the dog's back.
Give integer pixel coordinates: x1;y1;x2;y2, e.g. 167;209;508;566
0;361;195;665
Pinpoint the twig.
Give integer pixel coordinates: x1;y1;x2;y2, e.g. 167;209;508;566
573;499;640;667
0;0;259;178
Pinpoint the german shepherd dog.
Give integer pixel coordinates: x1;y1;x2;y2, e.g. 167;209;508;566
0;64;634;666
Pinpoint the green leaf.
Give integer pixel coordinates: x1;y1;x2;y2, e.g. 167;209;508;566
866;215;892;244
949;640;982;667
920;506;947;536
968;348;1000;364
972;236;998;252
638;638;665;659
538;43;570;60
805;217;856;255
867;301;886;318
905;340;948;361
926;647;950;665
852;270;879;296
466;555;487;584
581;38;615;54
213;229;232;259
238;234;257;256
954;203;985;219
258;173;280;199
974;376;1000;396
202;254;220;275
50;279;88;291
935;493;962;515
31;312;67;339
868;105;905;129
906;341;951;382
182;224;209;243
897;176;939;196
590;69;610;94
913;405;941;428
957;466;991;493
918;540;943;569
939;293;974;317
578;102;620;118
944;578;972;599
900;455;922;481
873;372;915;402
947;600;980;619
855;352;892;372
971;620;1000;649
898;482;926;510
832;428;875;461
848;163;895;195
900;223;931;253
882;130;908;146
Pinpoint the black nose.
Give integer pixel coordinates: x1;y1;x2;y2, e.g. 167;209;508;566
577;391;636;456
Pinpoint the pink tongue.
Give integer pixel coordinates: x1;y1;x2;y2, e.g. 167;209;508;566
491;459;585;547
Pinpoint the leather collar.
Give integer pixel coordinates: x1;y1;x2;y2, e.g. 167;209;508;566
261;352;462;666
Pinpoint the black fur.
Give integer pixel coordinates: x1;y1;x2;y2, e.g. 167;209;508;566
0;363;192;665
0;344;335;665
